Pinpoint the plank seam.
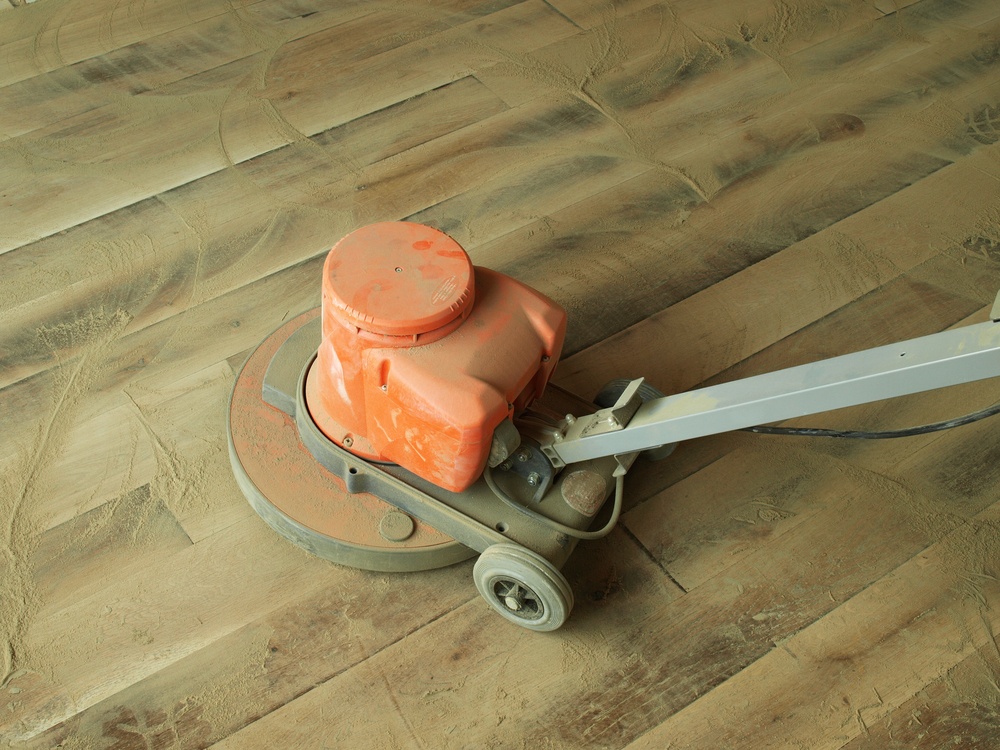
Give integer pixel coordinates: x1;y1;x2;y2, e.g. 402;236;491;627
541;0;584;30
620;525;689;594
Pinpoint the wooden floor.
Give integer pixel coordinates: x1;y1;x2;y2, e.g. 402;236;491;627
3;0;1000;747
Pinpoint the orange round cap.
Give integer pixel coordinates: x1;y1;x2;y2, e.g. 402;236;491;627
324;222;475;336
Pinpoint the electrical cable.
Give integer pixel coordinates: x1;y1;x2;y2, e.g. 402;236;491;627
742;400;1000;439
483;465;624;540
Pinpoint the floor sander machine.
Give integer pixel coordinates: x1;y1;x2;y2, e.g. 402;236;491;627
228;221;1000;631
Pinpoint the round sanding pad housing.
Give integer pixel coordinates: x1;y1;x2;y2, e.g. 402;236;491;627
323;222;474;337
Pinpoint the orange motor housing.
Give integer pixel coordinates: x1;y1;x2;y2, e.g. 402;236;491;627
306;222;566;492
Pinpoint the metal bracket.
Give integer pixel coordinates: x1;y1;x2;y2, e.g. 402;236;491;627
537;378;646;468
581;378;645;436
492;439;555;503
612;451;639;478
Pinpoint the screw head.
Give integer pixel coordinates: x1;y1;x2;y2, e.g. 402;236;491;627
527;472;540;486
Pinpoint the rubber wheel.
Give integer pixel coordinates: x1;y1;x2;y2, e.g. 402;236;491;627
473;544;574;632
594;378;676;461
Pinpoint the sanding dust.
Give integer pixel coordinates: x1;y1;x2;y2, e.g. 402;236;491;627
1;308;132;689
123;390;214;523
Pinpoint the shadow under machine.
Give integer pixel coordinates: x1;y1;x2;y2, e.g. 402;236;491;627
228;222;1000;631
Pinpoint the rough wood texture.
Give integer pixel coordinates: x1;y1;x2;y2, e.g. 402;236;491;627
3;0;1000;747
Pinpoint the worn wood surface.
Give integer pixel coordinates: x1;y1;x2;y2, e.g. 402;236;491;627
2;0;1000;747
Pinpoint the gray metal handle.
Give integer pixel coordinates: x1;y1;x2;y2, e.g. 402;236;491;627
550;318;1000;466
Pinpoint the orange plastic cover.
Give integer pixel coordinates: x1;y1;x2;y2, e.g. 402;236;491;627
323;222;474;337
308;222;566;492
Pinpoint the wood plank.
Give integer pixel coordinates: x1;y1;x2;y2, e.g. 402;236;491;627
0;0;520;140
29;465;668;746
624;502;1000;749
545;0;893;37
611;273;989;539
523;26;1000;352
2;515;325;741
0;0;261;88
711;263;990;410
19;559;478;748
5;0;996;391
700;256;999;463
837;651;1000;749
553;143;1000;397
0;91;646;448
1;11;260;140
340;0;1000;180
28;402;156;532
210;531;681;749
486;0;996;143
0;0;576;254
1;5;992;692
625;363;1000;594
625;444;857;591
31;485;191;620
14;344;264;543
609;286;999;608
615;303;1000;746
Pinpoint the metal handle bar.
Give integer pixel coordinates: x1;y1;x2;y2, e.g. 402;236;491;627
549;315;1000;466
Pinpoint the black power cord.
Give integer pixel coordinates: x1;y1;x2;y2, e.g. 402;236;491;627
743;401;1000;439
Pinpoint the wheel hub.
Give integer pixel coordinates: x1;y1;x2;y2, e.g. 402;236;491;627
495;579;543;619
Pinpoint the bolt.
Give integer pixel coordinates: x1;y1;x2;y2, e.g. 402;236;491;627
564;414;576;425
343;436;354;447
500;460;512;471
527;472;540;486
517;449;530;462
